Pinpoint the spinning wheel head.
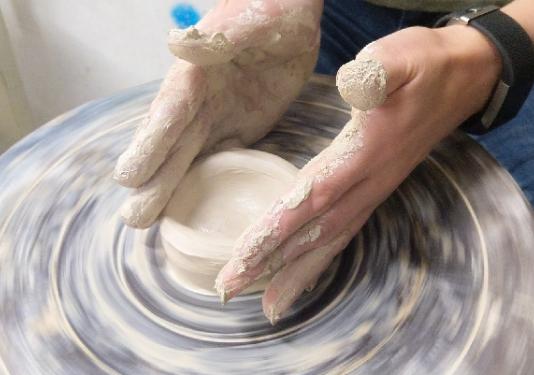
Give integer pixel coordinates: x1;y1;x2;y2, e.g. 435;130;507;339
0;75;532;374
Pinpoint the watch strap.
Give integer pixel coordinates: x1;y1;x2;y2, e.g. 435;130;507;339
435;7;534;134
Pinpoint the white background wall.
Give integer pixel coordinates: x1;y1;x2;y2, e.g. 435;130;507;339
1;7;31;151
0;0;216;150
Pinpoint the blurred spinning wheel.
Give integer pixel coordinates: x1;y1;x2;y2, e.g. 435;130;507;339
0;75;533;374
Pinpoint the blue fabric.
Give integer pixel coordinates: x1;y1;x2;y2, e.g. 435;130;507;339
317;0;534;206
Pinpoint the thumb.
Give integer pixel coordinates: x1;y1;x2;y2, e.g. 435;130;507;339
167;21;285;66
167;1;283;66
167;27;238;66
336;40;413;111
168;1;321;67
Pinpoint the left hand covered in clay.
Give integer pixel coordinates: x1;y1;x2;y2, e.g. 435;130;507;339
216;24;502;323
114;0;322;228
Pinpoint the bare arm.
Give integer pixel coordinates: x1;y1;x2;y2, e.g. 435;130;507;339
503;0;534;42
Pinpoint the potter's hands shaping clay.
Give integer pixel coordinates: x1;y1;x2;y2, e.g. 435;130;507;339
114;0;322;228
217;25;503;323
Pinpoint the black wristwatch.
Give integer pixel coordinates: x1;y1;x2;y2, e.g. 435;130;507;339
435;6;534;134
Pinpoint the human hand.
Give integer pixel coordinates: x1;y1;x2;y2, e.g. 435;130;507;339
216;24;502;323
114;0;322;228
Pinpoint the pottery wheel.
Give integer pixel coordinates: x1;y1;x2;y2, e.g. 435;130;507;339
1;75;533;374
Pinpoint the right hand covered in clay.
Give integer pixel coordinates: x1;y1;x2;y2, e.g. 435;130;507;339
114;0;322;228
216;24;503;323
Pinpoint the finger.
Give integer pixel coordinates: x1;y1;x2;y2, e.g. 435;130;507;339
262;227;357;325
216;201;372;303
335;35;414;111
238;109;370;265
214;250;284;304
120;117;210;228
113;61;207;188
279;184;376;263
214;176;317;299
215;111;369;301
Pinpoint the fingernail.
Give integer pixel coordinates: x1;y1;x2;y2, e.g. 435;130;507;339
267;307;281;326
219;290;228;305
305;281;317;292
113;164;140;188
214;277;228;305
214;273;242;305
112;166;126;181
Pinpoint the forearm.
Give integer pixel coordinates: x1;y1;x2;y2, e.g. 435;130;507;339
502;0;534;43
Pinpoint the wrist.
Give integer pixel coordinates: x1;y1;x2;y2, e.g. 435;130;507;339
433;3;534;133
436;24;502;112
502;0;534;43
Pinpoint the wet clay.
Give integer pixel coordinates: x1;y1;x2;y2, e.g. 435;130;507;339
159;149;298;294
